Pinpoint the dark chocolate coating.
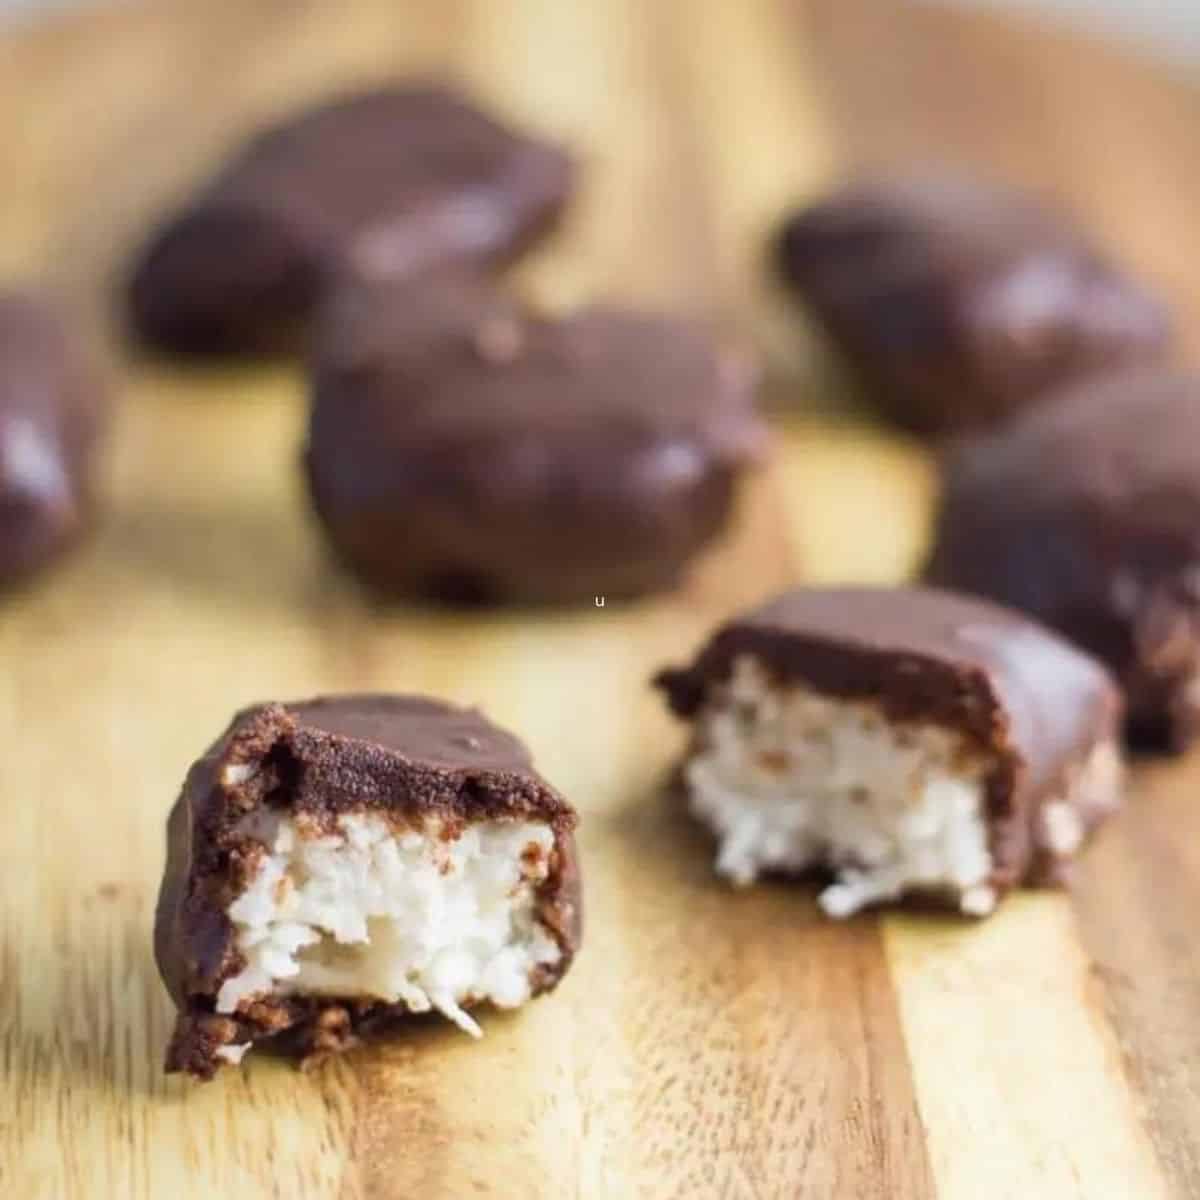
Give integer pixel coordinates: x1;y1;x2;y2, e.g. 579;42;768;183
775;177;1170;434
155;694;581;1079
128;86;574;355
927;369;1200;751
0;292;107;586
305;272;767;604
655;586;1122;892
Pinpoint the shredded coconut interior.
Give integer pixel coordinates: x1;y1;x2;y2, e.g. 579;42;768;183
686;656;999;917
216;812;561;1036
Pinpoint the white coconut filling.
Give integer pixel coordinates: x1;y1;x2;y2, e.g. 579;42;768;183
215;812;561;1037
686;656;999;918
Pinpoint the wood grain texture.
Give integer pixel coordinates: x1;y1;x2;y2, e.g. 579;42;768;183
1;1;1198;1197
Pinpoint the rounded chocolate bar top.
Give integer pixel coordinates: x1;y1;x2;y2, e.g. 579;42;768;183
0;291;107;586
286;694;533;772
244;694;551;819
927;369;1200;749
182;693;575;835
128;85;574;355
656;585;1120;813
776;176;1170;434
305;272;767;604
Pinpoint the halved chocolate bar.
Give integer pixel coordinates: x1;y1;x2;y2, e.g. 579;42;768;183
155;695;581;1078
656;587;1122;917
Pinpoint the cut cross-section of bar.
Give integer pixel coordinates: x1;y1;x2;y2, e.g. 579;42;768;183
154;695;581;1079
656;586;1123;917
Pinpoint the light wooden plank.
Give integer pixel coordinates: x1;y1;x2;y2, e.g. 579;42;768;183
770;418;937;585
885;898;1169;1200
459;0;715;309
0;379;359;1200
658;0;841;376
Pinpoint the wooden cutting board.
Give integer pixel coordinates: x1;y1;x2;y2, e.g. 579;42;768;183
2;1;1198;1196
